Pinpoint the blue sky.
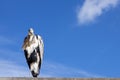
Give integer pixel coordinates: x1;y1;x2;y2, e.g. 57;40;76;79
0;0;120;77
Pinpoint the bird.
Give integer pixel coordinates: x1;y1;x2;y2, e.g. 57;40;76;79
22;28;44;77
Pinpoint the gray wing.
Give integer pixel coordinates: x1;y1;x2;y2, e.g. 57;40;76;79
37;35;44;61
35;35;44;74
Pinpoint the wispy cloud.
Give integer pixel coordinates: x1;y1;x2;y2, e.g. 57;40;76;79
0;59;30;77
0;35;104;77
0;59;104;77
40;61;104;78
0;35;15;45
77;0;119;24
0;35;29;77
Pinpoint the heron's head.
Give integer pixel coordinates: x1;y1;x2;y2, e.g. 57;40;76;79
28;28;34;35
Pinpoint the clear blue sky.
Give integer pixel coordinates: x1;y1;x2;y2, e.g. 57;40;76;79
0;0;120;77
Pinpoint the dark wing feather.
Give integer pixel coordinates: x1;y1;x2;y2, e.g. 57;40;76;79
24;50;31;69
36;46;41;72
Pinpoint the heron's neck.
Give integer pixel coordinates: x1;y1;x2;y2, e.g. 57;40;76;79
28;35;34;42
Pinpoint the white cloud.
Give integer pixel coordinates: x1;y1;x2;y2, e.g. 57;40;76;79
77;0;119;24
